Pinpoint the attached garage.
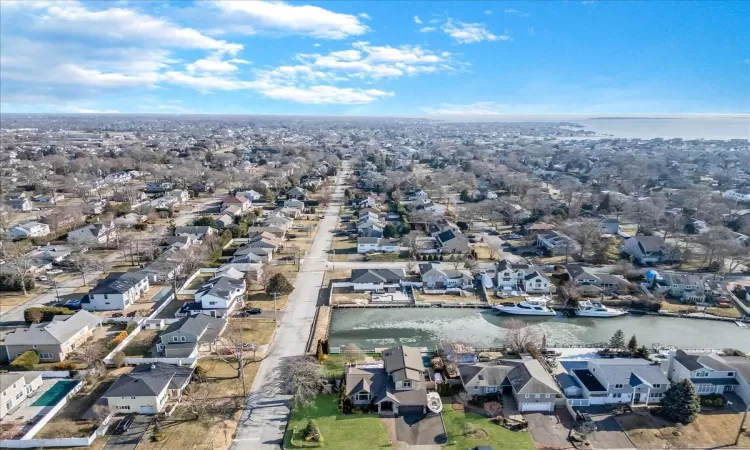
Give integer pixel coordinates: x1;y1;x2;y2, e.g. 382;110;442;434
397;405;425;415
519;402;553;412
139;406;155;414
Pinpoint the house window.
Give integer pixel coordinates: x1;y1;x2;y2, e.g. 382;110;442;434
402;381;412;388
39;353;53;360
695;370;710;378
15;391;23;400
356;392;369;401
612;393;622;398
209;301;217;305
180;336;186;342
727;372;734;377
474;386;480;391
5;400;12;410
535;394;541;398
525;394;530;398
104;294;108;299
486;386;497;393
697;384;714;394
545;394;551;398
614;384;624;389
118;405;130;410
653;384;661;389
172;336;178;342
650;393;663;398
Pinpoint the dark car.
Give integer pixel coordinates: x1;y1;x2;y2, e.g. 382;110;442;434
245;308;262;315
114;415;135;434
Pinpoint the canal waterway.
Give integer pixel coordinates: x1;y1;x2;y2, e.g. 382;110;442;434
329;308;750;351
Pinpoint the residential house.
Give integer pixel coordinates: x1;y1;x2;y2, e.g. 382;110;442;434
656;272;705;303
68;221;117;245
537;230;580;256
357;237;400;254
0;372;44;419
286;187;308;200
345;345;428;415
263;214;293;230
84;270;150;311
6;194;32;212
193;267;246;317
104;171;132;184
174;226;217;238
621;236;679;265
436;229;470;254
350;268;405;292
232;245;273;263
85;200;108;215
216;214;234;229
145;181;173;193
419;263;473;289
236;190;262;201
458;359;562;412
221;195;251;212
140;248;184;284
354;197;376;209
496;260;535;291
3;310;102;362
40;210;86;231
245;226;286;238
33;192;65;204
427;218;459;237
522;270;551;294
667;350;750;403
723;190;750;202
156;314;227;358
168;189;189;203
114;212;145;228
101;362;194;415
569;359;670;406
9;221;51;239
283;199;305;210
600;218;620;234
566;265;631;295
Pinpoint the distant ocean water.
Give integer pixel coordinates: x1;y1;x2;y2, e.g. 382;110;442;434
578;116;749;140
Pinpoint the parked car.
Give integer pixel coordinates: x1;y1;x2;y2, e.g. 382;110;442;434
36;275;48;281
64;299;82;310
47;269;63;275
114;415;135;434
245;308;262;315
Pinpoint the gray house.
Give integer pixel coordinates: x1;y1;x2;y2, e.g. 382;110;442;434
345;345;427;415
102;362;194;415
458;359;562;412
3;310;102;362
419;263;473;289
570;359;669;406
436;229;470;254
156;314;227;358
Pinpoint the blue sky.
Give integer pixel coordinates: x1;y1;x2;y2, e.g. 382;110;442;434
1;0;748;115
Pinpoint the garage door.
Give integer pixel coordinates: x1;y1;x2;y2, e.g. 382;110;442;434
139;406;154;414
398;405;424;415
520;402;552;412
588;396;606;405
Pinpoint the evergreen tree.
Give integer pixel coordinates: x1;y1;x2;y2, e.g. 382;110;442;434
264;187;275;203
383;224;398;238
627;335;638;353
609;329;625;349
266;273;294;295
661;380;700;424
634;345;651;360
598;193;612;212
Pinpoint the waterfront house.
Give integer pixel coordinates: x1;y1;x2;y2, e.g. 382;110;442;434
656;272;706;303
3;310;102;363
667;350;750;403
102;363;194;415
156;314;227;358
566;265;631;295
621;236;679;265
458;358;562;412
350;268;404;292
522;270;551;294
345;345;427;415
568;359;669;406
0;373;43;419
84;270;150;311
419;263;473;289
496;260;535;291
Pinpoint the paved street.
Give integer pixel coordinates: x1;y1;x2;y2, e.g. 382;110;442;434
231;163;349;449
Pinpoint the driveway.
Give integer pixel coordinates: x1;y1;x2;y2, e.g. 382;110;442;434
104;415;151;450
395;413;447;446
525;410;576;449
578;406;634;449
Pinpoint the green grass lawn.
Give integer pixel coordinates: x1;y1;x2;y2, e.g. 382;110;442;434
283;395;391;449
442;403;535;450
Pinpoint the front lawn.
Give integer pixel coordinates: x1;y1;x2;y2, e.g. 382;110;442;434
442;403;535;450
283;395;390;449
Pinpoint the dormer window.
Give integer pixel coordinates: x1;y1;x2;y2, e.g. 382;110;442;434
402;381;412;388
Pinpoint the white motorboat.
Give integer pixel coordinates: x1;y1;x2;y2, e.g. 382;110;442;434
494;297;556;316
575;300;628;318
426;392;443;414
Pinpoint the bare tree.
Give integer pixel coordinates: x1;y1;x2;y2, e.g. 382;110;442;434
0;241;34;295
277;356;329;409
564;219;603;261
504;319;542;353
216;321;257;397
342;343;364;365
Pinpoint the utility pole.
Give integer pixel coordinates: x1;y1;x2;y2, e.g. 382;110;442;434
52;277;61;303
736;399;750;446
272;292;278;322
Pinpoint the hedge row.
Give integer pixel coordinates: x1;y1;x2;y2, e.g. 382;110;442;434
106;331;129;350
24;306;74;324
10;350;40;371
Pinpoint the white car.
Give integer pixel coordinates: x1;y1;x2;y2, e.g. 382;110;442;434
47;269;63;275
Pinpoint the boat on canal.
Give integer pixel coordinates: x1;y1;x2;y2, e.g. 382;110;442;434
575;300;628;318
494;297;556;316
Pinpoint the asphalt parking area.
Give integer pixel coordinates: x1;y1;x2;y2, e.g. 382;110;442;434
395;413;447;446
104;415;151;450
525;410;576;449
583;407;634;449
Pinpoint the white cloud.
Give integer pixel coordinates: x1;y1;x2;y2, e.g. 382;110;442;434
358;13;370;19
483;10;493;15
413;15;423;24
72;108;121;114
419;27;436;33
313;43;321;47
504;8;531;18
58;64;160;88
186;55;250;73
33;1;242;54
422;102;514;116
256;84;392;104
212;1;369;39
441;19;510;44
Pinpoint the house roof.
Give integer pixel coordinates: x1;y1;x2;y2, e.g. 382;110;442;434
3;310;101;346
632;236;667;253
572;369;607;392
510;360;562;395
591;360;669;388
103;363;194;398
358;237;379;245
350;268;404;284
222;195;248;204
383;345;423;375
497;259;532;272
161;314;226;341
90;270;149;295
460;360;561;395
673;350;736;372
196;272;245;300
0;372;41;393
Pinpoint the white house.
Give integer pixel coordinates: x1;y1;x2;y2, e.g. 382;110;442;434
237;190;262;201
350;269;404;292
523;270;551;294
194;267;246;317
667;350;750;403
568;359;670;406
357;237;400;254
723;190;750;203
84;270;150;311
283;199;305;210
104;171;132;184
621;236;679;264
496;260;536;291
0;373;44;419
102;363;193;415
9;221;51;239
68;220;117;245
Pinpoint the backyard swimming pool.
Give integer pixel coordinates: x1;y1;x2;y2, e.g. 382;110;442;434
31;380;79;406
